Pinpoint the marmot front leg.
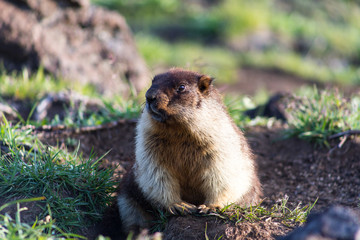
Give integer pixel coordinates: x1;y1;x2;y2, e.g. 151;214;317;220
135;163;197;216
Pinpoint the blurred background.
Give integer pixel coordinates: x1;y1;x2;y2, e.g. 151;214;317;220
94;0;360;96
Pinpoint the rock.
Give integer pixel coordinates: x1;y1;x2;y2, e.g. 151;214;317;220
33;92;103;122
244;93;288;121
0;0;150;96
279;206;360;240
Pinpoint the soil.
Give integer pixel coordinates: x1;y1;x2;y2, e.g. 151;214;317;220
1;68;360;239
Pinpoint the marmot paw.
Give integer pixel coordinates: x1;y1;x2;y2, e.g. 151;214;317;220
168;202;197;215
198;204;222;214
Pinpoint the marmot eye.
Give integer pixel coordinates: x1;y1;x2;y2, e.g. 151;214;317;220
177;85;186;92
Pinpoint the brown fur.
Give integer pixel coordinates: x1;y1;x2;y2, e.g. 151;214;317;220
99;68;262;238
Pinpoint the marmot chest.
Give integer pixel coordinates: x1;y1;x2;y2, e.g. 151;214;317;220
149;134;212;205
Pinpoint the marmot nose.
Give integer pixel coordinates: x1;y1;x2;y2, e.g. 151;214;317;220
145;89;157;104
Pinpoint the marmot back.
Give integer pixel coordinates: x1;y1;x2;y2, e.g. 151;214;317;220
101;68;262;239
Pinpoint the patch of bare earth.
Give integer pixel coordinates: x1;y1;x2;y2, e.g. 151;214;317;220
249;126;360;210
0;196;46;224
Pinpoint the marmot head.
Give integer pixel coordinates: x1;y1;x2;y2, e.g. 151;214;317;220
145;68;215;123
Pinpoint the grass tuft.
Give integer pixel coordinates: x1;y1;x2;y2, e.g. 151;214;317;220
219;196;317;227
285;87;360;146
0;118;117;234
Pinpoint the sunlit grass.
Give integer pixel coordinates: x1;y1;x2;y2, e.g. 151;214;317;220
285;87;360;146
219;196;317;227
0;118;117;233
0;68;98;100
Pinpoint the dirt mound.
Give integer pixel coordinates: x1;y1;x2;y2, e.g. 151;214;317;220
0;0;149;96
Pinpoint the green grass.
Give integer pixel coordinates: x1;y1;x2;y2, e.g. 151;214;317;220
0;68;98;100
224;86;360;146
218;196;317;227
0;118;117;235
285;87;360;146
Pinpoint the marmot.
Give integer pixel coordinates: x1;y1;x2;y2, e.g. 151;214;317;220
101;68;262;238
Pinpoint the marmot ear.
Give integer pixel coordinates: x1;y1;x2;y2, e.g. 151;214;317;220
198;75;213;94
